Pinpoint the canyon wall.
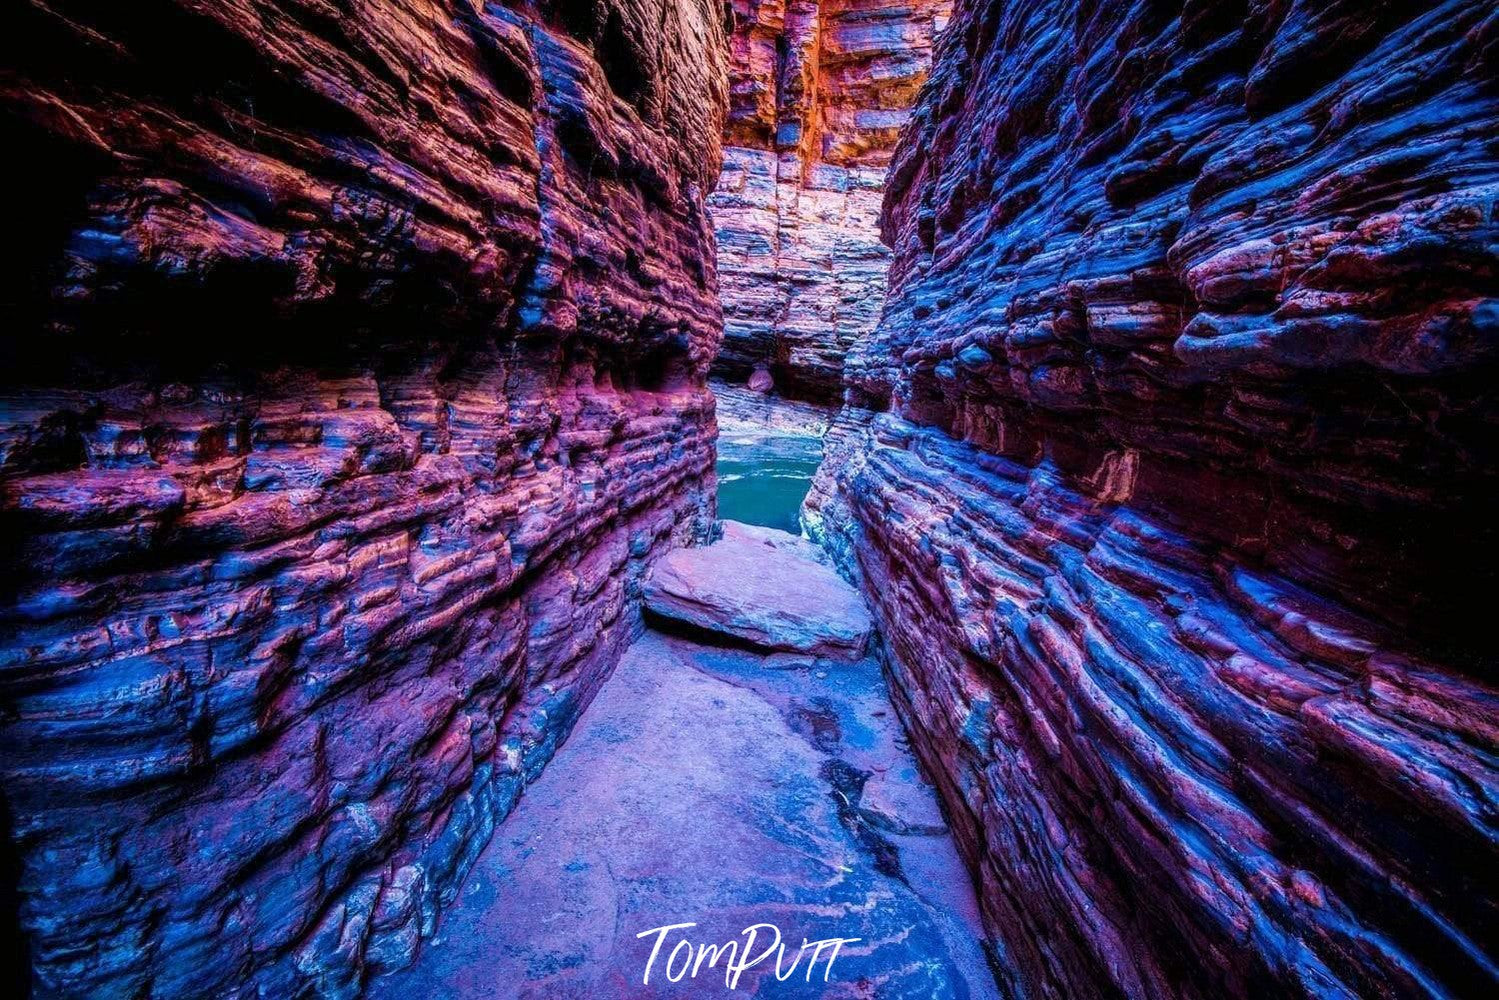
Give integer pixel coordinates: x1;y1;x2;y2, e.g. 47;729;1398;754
809;0;1499;996
0;1;725;996
708;0;949;401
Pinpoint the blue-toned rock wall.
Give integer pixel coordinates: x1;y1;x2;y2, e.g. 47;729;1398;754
0;1;726;996
808;1;1499;996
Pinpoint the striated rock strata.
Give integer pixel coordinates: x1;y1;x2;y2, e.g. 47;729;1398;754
708;0;949;401
0;1;726;996
809;1;1499;997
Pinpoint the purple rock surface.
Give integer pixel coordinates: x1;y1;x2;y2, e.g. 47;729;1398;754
808;0;1499;997
367;630;997;1000
1;0;1496;997
644;520;872;658
709;0;952;402
0;1;727;996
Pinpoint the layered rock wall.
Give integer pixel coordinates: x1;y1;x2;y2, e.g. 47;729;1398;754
809;0;1499;996
0;1;725;996
709;0;948;401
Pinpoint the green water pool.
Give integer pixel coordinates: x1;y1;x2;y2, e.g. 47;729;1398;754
715;429;824;535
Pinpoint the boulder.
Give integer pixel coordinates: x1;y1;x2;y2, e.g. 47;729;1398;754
644;520;871;658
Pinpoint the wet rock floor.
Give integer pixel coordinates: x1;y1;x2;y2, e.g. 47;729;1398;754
369;629;998;999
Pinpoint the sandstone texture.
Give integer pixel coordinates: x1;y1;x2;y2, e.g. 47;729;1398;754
809;1;1499;997
645;520;871;657
714;376;834;437
0;2;726;997
708;0;950;401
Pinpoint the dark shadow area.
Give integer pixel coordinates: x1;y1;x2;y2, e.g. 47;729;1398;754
0;791;30;1000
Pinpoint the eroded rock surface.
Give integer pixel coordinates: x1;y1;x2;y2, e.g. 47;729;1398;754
708;0;950;401
367;630;998;999
0;1;727;996
645;520;870;658
810;1;1499;997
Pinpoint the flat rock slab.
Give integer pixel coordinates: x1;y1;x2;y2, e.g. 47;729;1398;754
368;632;997;999
644;520;871;659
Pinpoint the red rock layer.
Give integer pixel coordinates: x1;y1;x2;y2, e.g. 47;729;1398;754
809;0;1499;996
709;0;949;402
0;1;725;996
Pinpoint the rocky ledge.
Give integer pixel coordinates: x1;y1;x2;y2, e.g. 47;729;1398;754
0;1;726;997
645;520;871;659
810;1;1499;997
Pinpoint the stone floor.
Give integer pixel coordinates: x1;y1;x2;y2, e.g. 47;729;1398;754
369;529;997;999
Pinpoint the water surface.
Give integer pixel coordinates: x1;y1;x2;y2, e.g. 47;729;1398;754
715;429;823;535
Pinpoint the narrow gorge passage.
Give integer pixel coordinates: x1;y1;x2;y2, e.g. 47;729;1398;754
368;623;995;999
362;385;999;996
2;1;1496;998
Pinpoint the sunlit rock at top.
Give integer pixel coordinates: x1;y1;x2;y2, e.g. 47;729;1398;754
709;0;952;402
